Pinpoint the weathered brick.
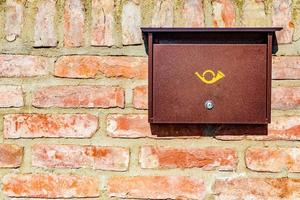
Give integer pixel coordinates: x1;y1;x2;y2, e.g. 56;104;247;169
64;0;85;47
32;85;124;108
4;0;25;42
108;176;205;200
183;0;205;27
107;114;151;138
273;0;294;44
213;178;300;199
246;147;300;172
122;1;142;45
0;144;23;168
32;144;129;171
140;146;237;170
267;115;300;140
217;116;300;141
272;87;300;110
152;0;174;27
242;0;270;26
0;85;23;108
91;0;115;46
0;55;50;77
133;85;147;109
33;0;57;47
212;0;236;27
272;56;300;79
3;174;100;198
4;114;98;138
54;56;147;79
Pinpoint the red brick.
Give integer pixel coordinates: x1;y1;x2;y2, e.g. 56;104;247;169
183;0;204;27
213;178;300;199
272;87;300;110
122;1;142;45
140;146;237;170
267;116;300;140
4;0;25;41
32;85;124;108
4;114;98;138
33;0;57;47
0;85;23;108
64;0;85;47
0;144;23;168
108;176;205;199
54;56;147;79
217;116;300;141
273;0;294;44
151;0;174;27
3;174;100;198
91;0;115;46
272;56;300;79
246;147;300;172
107;114;151;138
0;55;50;77
32;144;129;171
212;0;236;27
133;85;147;109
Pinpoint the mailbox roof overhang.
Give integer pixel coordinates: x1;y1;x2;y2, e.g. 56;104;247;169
141;27;283;34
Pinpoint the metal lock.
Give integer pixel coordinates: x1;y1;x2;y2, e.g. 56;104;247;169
205;100;214;110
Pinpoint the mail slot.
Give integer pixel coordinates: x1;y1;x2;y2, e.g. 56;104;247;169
142;28;282;136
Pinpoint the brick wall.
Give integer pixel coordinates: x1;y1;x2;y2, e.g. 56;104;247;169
0;0;300;199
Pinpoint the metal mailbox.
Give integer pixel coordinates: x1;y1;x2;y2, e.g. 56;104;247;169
142;28;282;136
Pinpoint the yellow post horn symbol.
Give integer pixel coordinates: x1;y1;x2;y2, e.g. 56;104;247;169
195;70;225;84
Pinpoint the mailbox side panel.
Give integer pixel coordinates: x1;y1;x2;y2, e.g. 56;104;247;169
267;33;273;123
152;44;267;124
147;33;154;122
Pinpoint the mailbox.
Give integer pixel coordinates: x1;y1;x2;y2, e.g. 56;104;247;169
142;28;282;136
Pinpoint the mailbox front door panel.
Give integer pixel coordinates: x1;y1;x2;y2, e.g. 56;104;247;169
152;44;267;124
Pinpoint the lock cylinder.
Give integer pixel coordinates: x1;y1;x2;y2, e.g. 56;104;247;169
205;100;214;110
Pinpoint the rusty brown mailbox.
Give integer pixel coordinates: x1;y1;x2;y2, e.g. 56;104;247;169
142;28;282;136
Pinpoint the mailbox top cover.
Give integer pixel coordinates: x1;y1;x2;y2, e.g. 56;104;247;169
141;27;282;32
141;27;282;33
142;27;282;47
142;27;282;124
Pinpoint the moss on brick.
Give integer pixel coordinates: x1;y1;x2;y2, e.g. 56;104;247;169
140;0;154;26
174;0;184;26
114;0;123;47
21;0;38;45
82;0;91;47
292;0;300;21
203;0;213;26
0;0;6;5
263;0;273;15
293;0;300;41
0;1;5;40
234;0;244;13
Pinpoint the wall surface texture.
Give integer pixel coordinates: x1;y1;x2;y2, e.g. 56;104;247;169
0;0;300;199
